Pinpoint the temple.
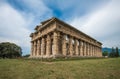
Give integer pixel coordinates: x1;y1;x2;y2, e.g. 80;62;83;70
30;17;102;58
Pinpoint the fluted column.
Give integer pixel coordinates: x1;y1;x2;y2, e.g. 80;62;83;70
31;41;34;56
92;45;94;56
79;40;83;56
46;34;51;57
33;41;37;56
90;44;92;56
75;39;79;56
41;37;45;56
83;41;86;56
89;44;91;56
91;45;94;56
86;43;88;56
69;36;73;56
97;47;99;57
36;39;40;56
95;47;97;57
87;43;90;56
62;34;67;56
53;31;60;56
93;45;95;56
96;47;98;57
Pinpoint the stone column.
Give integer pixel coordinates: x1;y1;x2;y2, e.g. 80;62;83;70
83;41;86;56
33;41;37;56
62;34;67;56
100;47;102;57
46;34;51;57
93;45;95;56
95;46;97;57
75;39;79;56
89;44;92;56
36;39;40;56
87;43;90;56
53;31;60;57
69;36;73;56
30;42;34;56
41;37;45;56
86;43;88;56
97;47;99;57
96;47;98;57
92;45;95;56
91;45;94;56
79;40;83;56
90;44;92;56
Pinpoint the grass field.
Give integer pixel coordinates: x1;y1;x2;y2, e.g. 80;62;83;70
0;58;120;79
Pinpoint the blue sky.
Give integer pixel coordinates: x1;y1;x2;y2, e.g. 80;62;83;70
0;0;120;55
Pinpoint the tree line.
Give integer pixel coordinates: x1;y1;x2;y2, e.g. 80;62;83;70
103;47;119;57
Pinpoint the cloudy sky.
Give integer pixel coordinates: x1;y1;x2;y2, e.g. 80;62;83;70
0;0;120;55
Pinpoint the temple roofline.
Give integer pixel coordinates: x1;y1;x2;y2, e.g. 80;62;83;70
36;17;102;45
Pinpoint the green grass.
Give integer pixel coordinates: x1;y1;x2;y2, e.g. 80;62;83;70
0;58;120;79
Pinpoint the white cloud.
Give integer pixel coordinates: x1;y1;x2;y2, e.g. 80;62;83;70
0;2;31;48
0;0;53;55
70;0;120;48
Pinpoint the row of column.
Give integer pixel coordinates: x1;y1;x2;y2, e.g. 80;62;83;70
31;31;102;58
62;35;102;57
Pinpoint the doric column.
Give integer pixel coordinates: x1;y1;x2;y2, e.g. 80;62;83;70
91;45;94;56
97;47;99;57
94;46;96;57
83;41;86;56
90;44;92;56
69;36;73;56
36;39;40;56
33;41;37;56
41;37;45;56
62;34;67;56
89;44;91;56
31;41;34;56
93;46;96;57
86;43;88;56
46;34;51;57
53;31;60;56
75;39;79;56
92;45;95;56
79;40;83;56
87;43;90;56
100;47;102;57
96;47;98;57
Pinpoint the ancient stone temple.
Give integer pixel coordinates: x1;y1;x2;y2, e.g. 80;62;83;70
30;17;102;58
